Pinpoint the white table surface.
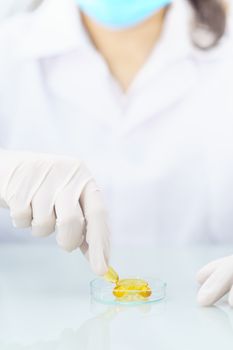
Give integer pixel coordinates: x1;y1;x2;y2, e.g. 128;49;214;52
0;243;233;350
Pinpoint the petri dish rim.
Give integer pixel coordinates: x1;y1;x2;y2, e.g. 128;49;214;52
90;277;167;306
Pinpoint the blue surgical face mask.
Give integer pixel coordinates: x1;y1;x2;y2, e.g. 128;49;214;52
76;0;173;29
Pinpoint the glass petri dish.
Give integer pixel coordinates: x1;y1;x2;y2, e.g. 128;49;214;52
90;277;166;306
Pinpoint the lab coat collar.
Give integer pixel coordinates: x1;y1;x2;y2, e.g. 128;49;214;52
156;0;193;62
124;0;194;96
14;0;90;59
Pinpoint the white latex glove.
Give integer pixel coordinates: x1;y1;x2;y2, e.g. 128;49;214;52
197;255;233;307
0;149;110;275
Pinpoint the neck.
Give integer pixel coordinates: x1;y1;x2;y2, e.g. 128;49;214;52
81;9;168;91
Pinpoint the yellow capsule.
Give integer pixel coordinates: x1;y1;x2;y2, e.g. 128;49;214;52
113;285;126;298
104;268;152;301
113;278;152;301
104;266;119;284
139;285;152;298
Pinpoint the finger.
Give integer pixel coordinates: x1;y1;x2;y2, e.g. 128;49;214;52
56;204;85;252
197;266;233;306
31;197;56;237
54;163;92;252
80;180;110;276
228;285;233;307
30;167;57;236
55;189;85;252
29;159;83;243
196;259;223;285
10;204;32;228
6;161;52;228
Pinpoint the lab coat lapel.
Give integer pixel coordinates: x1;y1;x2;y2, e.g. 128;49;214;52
122;58;199;133
120;0;199;133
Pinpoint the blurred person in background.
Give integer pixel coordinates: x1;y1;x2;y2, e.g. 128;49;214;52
0;0;233;306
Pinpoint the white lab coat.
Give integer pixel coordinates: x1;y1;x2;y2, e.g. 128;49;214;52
0;0;233;246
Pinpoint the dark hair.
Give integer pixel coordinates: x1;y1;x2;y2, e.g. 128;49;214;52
188;0;227;49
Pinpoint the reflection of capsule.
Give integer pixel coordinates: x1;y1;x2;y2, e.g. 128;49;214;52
113;279;152;300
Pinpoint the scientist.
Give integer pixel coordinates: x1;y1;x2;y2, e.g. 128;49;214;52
0;0;233;306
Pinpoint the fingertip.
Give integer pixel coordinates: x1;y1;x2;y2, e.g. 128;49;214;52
196;269;207;285
31;221;55;237
10;207;32;228
197;281;222;306
12;217;32;228
197;290;213;307
84;224;110;275
56;238;76;252
56;216;85;252
57;241;75;252
195;260;220;286
56;232;84;252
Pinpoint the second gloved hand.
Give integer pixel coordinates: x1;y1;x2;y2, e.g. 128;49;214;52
197;255;233;307
0;150;110;275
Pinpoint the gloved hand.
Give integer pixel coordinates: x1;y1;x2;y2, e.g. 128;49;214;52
0;149;110;275
197;255;233;307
